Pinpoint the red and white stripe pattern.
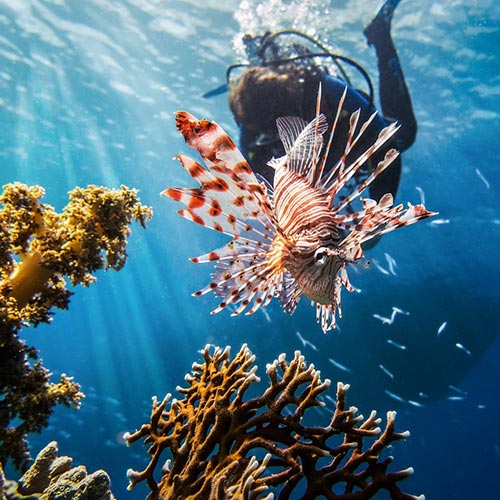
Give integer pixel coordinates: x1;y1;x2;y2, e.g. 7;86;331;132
163;91;436;333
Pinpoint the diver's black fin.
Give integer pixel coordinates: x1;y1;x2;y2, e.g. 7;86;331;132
364;0;401;46
202;83;229;99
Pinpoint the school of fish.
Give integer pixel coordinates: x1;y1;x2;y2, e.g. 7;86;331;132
163;89;436;332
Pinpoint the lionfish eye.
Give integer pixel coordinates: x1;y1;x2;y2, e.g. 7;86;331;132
314;247;328;265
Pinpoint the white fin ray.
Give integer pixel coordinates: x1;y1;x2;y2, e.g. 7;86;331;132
191;237;270;264
195;256;266;297
316;302;338;333
314;87;348;188
276;114;328;177
277;272;302;314
275;116;308;154
202;259;283;316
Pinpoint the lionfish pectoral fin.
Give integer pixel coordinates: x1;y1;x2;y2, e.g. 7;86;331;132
165;127;275;236
198;257;284;317
339;196;437;250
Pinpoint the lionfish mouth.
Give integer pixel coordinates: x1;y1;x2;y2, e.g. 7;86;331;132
304;284;336;306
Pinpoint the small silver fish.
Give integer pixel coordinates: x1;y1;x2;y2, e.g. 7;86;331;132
373;306;408;325
328;357;352;373
387;339;407;350
475;168;490;189
448;384;467;396
415;186;426;205
384;252;398;275
408;400;425;408
373;313;392;324
295;330;318;351
437;321;447;336
372;258;391;275
385;389;406;403
455;343;472;356
429;218;450;226
378;364;394;379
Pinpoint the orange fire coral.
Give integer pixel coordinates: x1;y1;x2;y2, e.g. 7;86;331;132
125;344;423;499
0;182;152;470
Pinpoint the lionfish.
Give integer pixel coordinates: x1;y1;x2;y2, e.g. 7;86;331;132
163;89;435;332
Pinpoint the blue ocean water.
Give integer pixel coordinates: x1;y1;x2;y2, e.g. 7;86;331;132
1;0;499;499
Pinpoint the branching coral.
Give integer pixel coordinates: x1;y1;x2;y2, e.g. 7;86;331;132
0;182;152;469
0;441;115;500
125;344;424;500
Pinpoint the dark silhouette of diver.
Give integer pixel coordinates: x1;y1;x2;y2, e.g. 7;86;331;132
205;0;416;208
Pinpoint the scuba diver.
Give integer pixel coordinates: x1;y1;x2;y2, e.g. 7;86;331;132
205;0;416;207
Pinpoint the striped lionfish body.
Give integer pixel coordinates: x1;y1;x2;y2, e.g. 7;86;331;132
163;89;436;332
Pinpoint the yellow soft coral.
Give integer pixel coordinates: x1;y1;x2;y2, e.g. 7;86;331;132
0;182;152;318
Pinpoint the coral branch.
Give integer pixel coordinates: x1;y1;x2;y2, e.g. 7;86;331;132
126;345;423;499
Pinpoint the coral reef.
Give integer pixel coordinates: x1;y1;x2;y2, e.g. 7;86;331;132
0;441;115;500
125;344;424;500
0;182;152;469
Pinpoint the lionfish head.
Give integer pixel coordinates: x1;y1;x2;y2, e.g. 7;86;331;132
274;185;346;304
285;235;345;306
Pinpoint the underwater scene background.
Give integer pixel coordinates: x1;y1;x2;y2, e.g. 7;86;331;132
1;0;499;498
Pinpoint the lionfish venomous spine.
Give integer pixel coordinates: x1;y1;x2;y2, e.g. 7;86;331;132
163;89;436;332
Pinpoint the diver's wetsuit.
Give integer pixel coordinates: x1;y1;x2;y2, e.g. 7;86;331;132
238;74;403;204
233;0;417;205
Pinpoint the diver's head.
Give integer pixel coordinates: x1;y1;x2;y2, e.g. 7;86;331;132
228;65;320;134
228;64;322;181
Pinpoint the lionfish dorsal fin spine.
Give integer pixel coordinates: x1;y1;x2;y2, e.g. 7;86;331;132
326;120;401;204
315;87;348;188
332;147;400;214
